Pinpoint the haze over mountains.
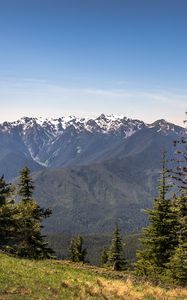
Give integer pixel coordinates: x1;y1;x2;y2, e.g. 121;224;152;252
0;114;184;234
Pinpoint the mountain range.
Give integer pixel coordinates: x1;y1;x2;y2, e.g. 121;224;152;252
0;114;184;234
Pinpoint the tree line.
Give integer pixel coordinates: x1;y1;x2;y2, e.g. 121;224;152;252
0;119;186;287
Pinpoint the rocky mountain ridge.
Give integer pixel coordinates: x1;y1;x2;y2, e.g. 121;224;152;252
0;114;183;179
0;114;185;233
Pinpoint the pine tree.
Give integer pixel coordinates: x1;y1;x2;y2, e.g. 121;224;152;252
168;234;187;286
69;235;87;263
136;152;177;279
108;224;126;271
167;114;187;285
15;167;54;259
0;176;15;252
18;167;34;201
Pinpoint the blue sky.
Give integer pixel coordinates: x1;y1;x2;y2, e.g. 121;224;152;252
0;0;187;125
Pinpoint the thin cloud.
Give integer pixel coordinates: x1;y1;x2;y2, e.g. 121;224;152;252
1;77;187;105
0;78;186;125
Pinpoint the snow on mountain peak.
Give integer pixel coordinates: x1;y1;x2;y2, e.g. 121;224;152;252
0;115;183;169
0;115;180;138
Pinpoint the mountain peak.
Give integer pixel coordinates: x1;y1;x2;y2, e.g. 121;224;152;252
150;119;168;126
0;114;184;179
1;115;181;137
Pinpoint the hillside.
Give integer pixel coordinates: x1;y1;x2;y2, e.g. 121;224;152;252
34;164;152;234
0;253;187;300
33;126;179;234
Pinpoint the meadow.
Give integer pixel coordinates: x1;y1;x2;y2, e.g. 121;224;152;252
0;253;187;300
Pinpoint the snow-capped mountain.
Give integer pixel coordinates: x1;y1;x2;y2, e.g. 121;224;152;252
0;114;184;179
0;114;185;233
1;114;145;135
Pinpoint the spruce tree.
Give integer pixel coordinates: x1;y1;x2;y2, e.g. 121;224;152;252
0;176;15;252
16;167;54;259
69;235;87;263
108;224;126;271
136;152;177;279
18;167;34;201
167;115;187;285
168;234;187;286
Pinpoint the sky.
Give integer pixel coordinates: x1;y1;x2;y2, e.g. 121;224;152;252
0;0;187;125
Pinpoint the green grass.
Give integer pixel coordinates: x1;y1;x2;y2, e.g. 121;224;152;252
0;253;187;300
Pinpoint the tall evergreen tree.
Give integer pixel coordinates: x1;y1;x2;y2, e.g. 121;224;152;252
167;234;187;286
108;224;126;271
167;115;187;285
136;152;177;278
0;176;15;252
15;167;54;259
69;235;87;263
18;167;34;201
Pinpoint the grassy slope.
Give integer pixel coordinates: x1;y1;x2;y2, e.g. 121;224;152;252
0;253;187;300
